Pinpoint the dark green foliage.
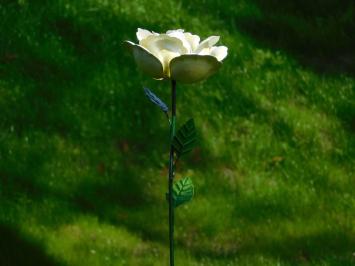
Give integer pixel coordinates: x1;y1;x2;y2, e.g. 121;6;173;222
0;224;64;266
172;119;197;158
172;177;194;208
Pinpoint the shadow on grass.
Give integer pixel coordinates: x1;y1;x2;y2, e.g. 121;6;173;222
0;135;55;200
0;0;168;245
70;149;168;242
190;227;354;264
180;0;355;75
0;1;157;137
0;1;354;265
236;0;355;75
0;224;65;266
239;229;355;265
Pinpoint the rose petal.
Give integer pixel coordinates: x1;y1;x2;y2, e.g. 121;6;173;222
194;36;220;53
210;46;228;61
140;35;188;74
198;48;211;56
166;29;185;34
159;50;181;77
124;41;164;79
166;30;192;52
136;28;154;41
170;54;221;83
184;32;200;52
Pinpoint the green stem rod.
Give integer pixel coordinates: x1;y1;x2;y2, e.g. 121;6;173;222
168;80;176;266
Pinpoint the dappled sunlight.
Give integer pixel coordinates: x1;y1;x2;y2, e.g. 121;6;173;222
0;0;354;265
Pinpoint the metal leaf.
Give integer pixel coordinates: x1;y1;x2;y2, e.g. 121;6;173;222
166;177;194;208
144;87;168;113
172;118;197;158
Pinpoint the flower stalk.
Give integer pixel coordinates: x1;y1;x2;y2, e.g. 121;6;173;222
168;79;177;266
125;28;227;266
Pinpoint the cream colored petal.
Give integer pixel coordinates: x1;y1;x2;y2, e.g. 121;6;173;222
140;34;188;56
159;50;180;77
184;32;200;51
198;48;211;56
136;28;154;41
140;35;188;74
194;36;220;53
166;29;185;34
124;41;164;79
170;54;221;83
166;30;191;52
210;46;228;61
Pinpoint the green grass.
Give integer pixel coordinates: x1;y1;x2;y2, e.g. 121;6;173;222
0;0;354;265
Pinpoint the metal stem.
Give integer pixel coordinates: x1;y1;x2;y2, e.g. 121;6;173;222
168;79;176;266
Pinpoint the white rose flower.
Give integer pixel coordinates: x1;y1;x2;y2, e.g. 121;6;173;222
125;28;228;83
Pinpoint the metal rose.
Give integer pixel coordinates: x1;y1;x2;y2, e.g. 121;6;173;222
124;28;228;83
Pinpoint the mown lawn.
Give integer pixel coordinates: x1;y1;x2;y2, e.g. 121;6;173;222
0;0;354;265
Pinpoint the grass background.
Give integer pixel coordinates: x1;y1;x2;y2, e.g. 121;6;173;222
0;0;354;265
